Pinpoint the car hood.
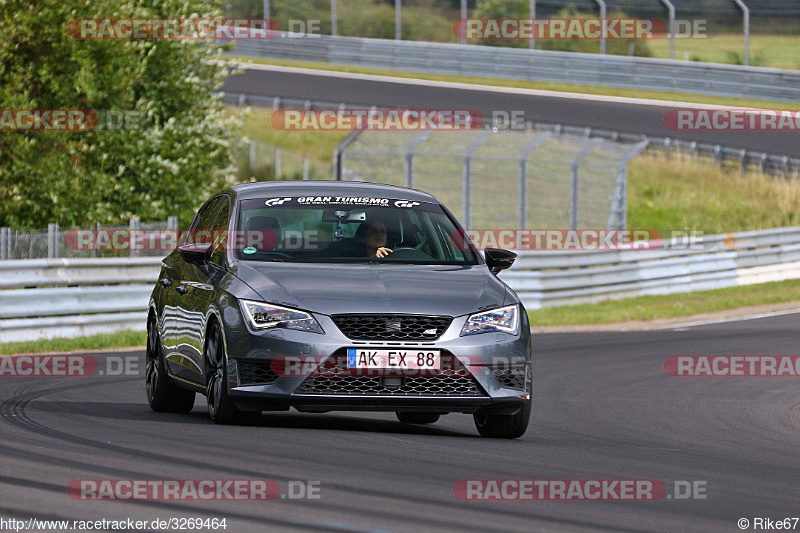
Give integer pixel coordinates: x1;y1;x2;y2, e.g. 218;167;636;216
235;262;510;316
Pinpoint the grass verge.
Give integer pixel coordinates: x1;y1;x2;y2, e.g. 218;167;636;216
628;152;800;233
528;279;800;326
0;330;146;356
225;55;799;110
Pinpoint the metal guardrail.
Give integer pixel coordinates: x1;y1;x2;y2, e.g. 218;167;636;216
505;226;800;309
228;34;800;102
0;257;161;343
3;227;800;341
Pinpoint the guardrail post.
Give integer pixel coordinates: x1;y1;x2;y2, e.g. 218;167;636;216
303;156;310;180
0;227;7;260
275;147;282;178
739;149;748;178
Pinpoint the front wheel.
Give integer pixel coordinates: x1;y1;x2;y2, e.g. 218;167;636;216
146;316;195;413
473;401;531;439
205;322;256;424
396;412;440;424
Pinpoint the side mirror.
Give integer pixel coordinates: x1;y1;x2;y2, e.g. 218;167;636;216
484;248;516;274
178;242;213;264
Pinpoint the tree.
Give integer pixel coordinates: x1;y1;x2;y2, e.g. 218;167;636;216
0;0;243;228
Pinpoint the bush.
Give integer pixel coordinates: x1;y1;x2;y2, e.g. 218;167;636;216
0;0;244;229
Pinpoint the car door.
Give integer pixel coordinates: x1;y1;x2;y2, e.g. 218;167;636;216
175;195;229;383
168;196;224;383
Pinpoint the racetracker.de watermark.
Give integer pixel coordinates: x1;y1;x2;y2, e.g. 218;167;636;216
453;18;708;40
0;355;140;377
67;18;280;40
0;110;143;131
271;109;484;131
665;356;800;377
68;479;321;500
665;109;800;131
453;479;707;500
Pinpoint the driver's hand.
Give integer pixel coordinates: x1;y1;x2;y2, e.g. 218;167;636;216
376;247;393;258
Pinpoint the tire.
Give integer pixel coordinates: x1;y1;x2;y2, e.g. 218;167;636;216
146;315;195;414
205;322;257;424
473;401;531;439
396;412;440;424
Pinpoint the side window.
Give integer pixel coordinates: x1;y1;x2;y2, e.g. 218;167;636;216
210;197;231;265
184;196;223;245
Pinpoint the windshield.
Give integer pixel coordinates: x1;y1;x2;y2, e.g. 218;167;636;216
235;196;479;265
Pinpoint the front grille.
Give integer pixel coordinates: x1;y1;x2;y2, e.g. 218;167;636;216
237;360;279;386
331;314;452;341
492;364;528;390
295;355;487;396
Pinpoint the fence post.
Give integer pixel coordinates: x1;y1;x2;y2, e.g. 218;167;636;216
395;0;402;40
570;140;602;230
405;130;433;189
732;0;750;66
303;156;310;180
463;130;492;229
0;227;7;260
594;0;606;55
94;221;100;257
331;0;338;36
657;0;675;60
332;129;364;180
249;140;256;171
529;0;536;49
275;147;282;178
129;217;139;258
47;223;58;259
517;132;552;228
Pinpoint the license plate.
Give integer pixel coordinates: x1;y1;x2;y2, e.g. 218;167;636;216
347;349;440;370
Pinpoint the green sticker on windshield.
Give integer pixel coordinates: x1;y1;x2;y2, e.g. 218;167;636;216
243;246;257;255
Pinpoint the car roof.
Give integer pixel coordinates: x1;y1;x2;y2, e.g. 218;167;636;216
230;180;438;203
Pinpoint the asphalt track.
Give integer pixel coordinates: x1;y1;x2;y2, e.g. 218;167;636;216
223;66;800;157
2;313;800;532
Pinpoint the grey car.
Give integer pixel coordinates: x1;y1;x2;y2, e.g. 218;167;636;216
147;181;531;438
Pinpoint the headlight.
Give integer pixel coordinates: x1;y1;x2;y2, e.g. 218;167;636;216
239;300;324;334
460;304;519;336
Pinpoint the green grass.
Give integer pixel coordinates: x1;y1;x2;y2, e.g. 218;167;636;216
628;153;800;233
528;278;800;326
240;107;348;163
225;55;800;110
0;330;145;355
648;34;800;70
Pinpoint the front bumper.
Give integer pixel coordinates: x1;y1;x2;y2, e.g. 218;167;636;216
223;311;532;414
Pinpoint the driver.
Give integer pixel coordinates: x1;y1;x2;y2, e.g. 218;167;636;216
354;219;393;258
